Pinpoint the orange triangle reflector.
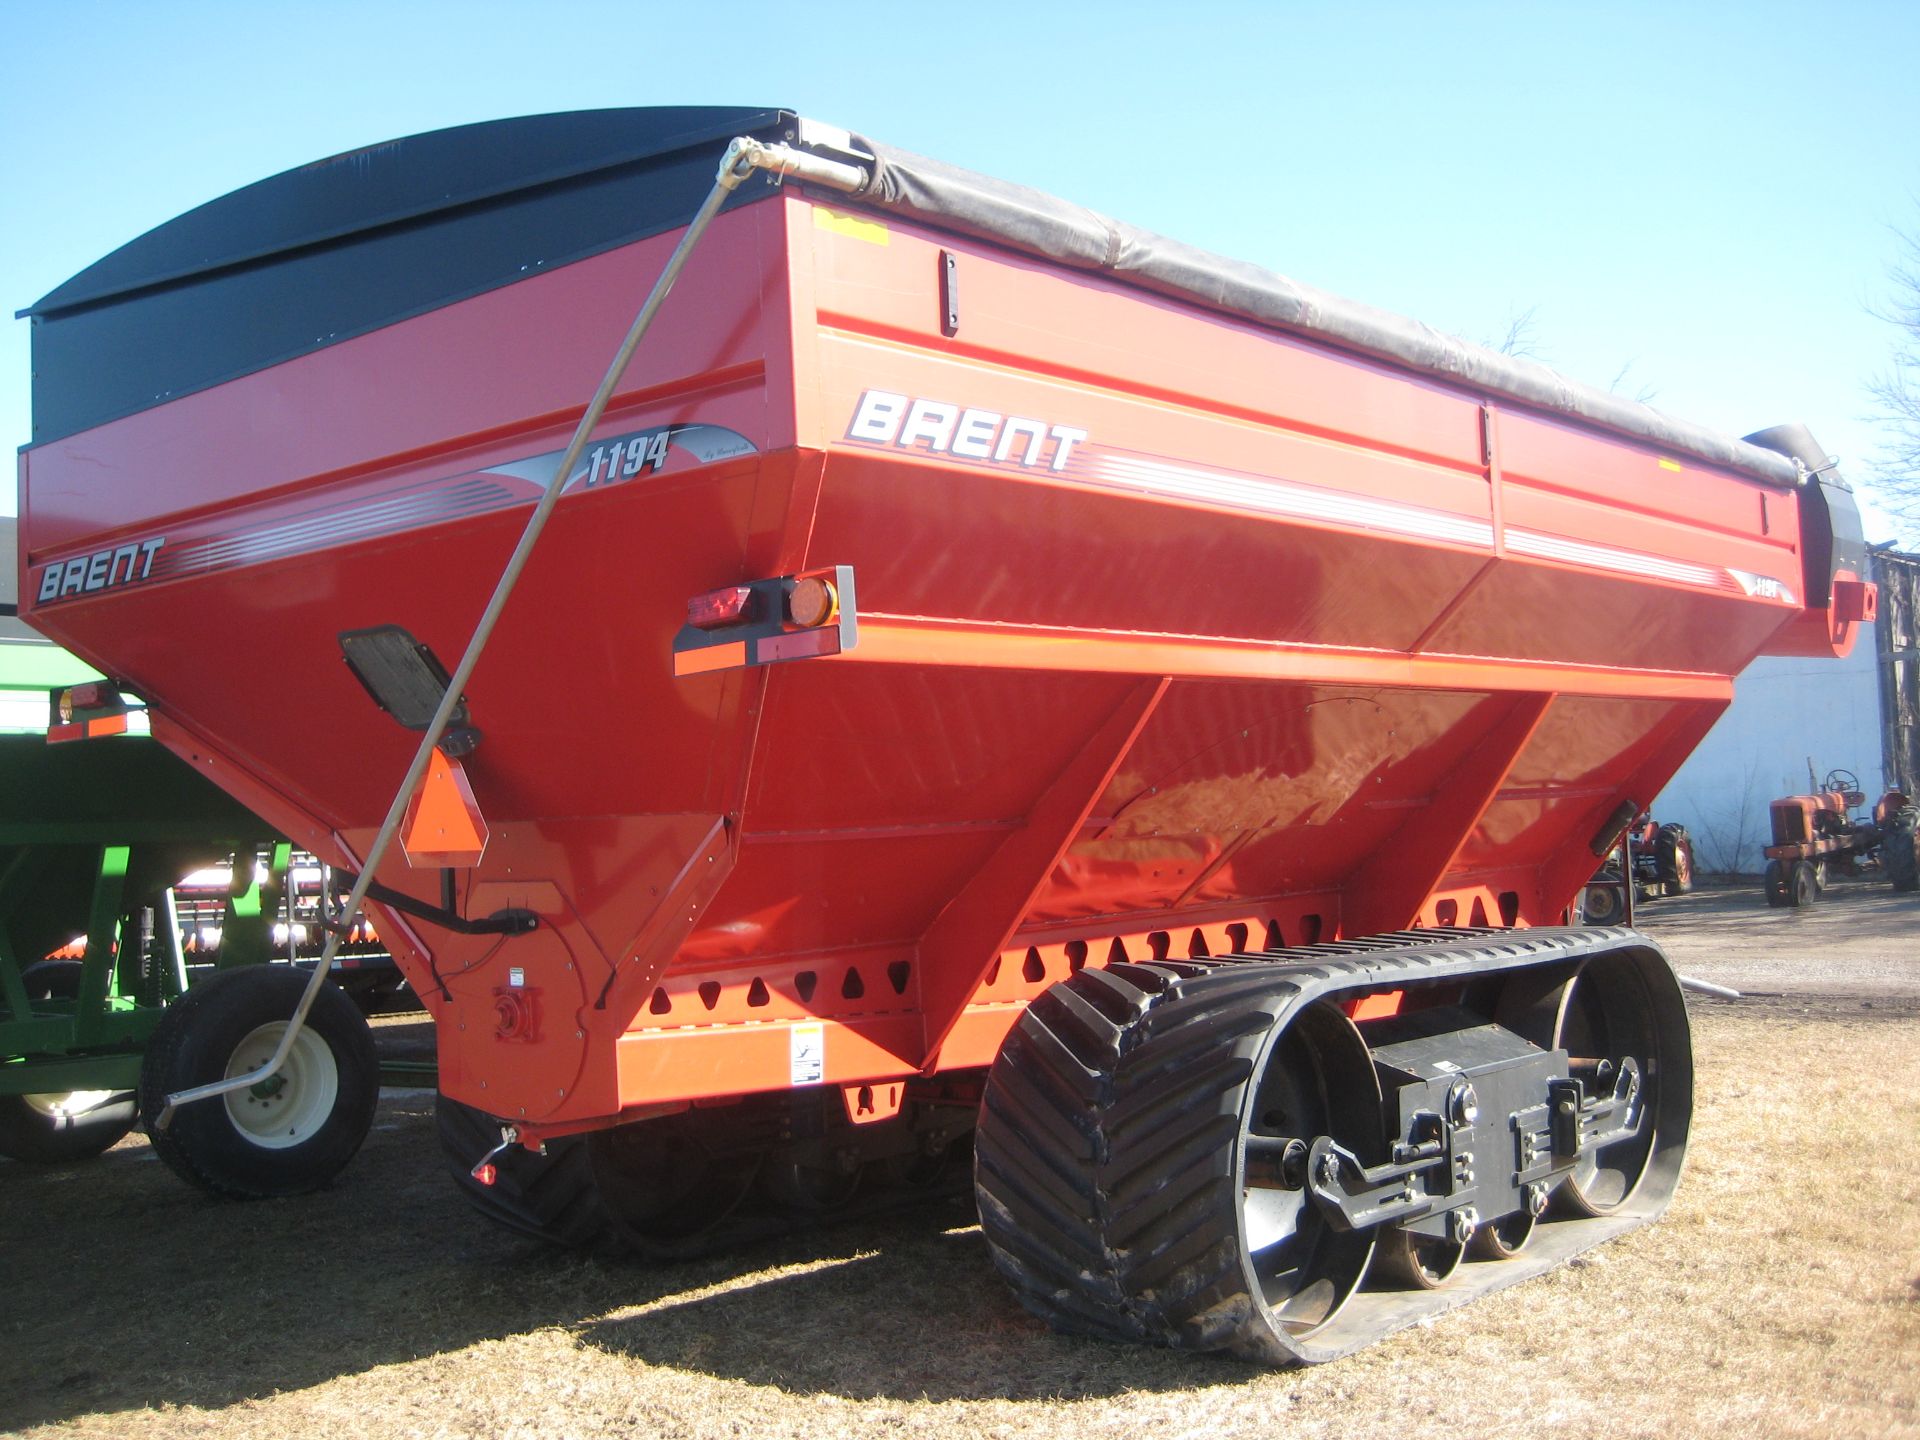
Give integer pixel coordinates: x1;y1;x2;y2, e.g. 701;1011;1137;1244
401;748;489;868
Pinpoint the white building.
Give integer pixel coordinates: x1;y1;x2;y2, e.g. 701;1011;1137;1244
1650;546;1920;875
1650;640;1882;875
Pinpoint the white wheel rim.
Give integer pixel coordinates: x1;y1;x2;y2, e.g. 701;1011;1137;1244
222;1022;338;1149
22;1090;121;1120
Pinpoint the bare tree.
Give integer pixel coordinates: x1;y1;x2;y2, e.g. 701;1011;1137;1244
1607;359;1660;406
1473;305;1544;360
1467;306;1665;409
1492;305;1543;360
1690;757;1765;877
1869;225;1920;505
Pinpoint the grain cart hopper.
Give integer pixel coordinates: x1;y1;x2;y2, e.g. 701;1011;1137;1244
14;109;1872;1363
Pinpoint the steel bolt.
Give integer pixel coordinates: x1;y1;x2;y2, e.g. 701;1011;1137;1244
1448;1207;1480;1245
1318;1153;1342;1187
1524;1180;1551;1216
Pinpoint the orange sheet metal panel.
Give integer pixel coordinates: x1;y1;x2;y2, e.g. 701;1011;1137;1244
18;186;1824;1124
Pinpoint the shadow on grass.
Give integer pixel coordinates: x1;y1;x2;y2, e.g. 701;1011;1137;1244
578;1213;1267;1401
0;1093;1256;1431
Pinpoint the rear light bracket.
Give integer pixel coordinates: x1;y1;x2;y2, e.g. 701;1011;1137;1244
672;565;857;677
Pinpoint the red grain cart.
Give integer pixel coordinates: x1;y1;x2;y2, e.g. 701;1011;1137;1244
15;108;1871;1362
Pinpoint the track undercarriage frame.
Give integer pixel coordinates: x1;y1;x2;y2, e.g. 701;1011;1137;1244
447;923;1688;1362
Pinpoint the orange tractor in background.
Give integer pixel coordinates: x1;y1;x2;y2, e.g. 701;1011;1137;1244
1578;812;1695;925
1762;767;1918;906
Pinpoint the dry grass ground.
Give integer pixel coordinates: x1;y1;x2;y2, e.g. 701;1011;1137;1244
4;882;1917;1439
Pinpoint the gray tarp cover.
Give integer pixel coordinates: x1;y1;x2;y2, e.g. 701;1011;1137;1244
845;134;1804;490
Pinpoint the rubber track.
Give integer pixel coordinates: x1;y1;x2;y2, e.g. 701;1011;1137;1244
976;958;1304;1361
973;926;1675;1364
436;1093;974;1258
436;1094;615;1250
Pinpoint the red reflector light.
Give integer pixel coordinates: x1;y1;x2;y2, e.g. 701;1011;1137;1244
687;585;755;629
471;1162;498;1187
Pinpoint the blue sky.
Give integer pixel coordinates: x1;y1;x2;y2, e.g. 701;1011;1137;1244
5;1;1917;534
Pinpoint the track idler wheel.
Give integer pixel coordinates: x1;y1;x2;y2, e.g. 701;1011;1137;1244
586;1113;762;1257
975;963;1383;1364
761;1157;862;1211
1505;949;1692;1217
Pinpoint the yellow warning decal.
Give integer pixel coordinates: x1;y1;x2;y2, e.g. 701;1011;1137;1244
814;207;889;246
1658;458;1682;472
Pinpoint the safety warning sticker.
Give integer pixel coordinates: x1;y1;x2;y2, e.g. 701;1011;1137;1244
790;1022;825;1086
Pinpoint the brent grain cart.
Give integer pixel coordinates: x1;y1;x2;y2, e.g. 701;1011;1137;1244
14;108;1871;1363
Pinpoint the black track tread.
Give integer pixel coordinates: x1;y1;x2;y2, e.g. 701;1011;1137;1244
976;1095;1099;1223
440;1094;979;1261
435;1093;615;1250
1887;808;1920;892
1104;1115;1242;1235
976;959;1293;1359
974;925;1655;1364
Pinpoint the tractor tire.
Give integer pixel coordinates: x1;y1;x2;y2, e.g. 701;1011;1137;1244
1764;860;1793;907
20;958;84;1000
1580;881;1624;925
435;1092;614;1249
1655;825;1695;896
1790;860;1818;907
137;966;378;1198
0;960;140;1163
1885;807;1920;893
0;1091;139;1164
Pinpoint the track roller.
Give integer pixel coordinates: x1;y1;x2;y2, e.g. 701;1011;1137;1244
1375;1225;1467;1289
1472;1198;1542;1259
